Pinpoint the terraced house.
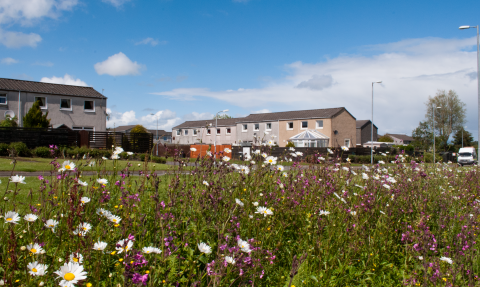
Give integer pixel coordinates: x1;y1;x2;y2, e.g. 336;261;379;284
0;78;107;131
172;118;243;145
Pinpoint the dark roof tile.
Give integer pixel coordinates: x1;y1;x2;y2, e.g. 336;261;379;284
237;107;349;122
0;78;105;98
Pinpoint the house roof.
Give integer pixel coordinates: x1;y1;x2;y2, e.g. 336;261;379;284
356;120;378;129
237;107;351;123
289;129;329;140
173;118;245;129
385;133;414;141
147;129;172;136
112;125;137;132
0;78;106;98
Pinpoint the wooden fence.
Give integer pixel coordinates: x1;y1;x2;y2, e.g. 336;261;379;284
86;131;153;153
0;127;78;148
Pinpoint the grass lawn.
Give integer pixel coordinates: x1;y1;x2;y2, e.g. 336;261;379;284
0;157;173;172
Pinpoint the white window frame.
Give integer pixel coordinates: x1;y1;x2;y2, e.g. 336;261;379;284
184;129;189;136
254;123;259;131
34;96;47;109
316;120;323;129
266;123;272;130
193;129;198;136
84;100;95;112
226;128;231;135
60;98;72;111
0;94;7;105
287;122;294;130
216;128;221;135
301;121;308;129
207;129;211;136
242;124;248;132
176;130;181;136
344;139;351;147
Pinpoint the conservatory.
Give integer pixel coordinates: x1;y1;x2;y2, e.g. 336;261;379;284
288;129;329;147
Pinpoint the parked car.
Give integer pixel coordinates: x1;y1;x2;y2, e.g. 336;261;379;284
458;147;477;166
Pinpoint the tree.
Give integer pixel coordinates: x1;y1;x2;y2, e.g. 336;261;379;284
213;114;232;119
0;115;18;127
378;135;393;142
452;127;474;147
425;90;466;150
412;121;433;150
130;125;148;133
23;100;50;128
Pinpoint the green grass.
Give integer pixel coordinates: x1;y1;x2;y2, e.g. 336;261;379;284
0;157;173;172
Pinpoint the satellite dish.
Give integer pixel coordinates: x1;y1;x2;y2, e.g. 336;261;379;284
4;110;15;118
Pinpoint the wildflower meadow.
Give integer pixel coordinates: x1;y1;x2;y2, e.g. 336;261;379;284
1;145;480;286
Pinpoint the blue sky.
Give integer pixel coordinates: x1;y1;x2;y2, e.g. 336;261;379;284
1;0;480;140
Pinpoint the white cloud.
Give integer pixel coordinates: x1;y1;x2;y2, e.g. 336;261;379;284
152;36;480;139
1;57;18;64
94;52;145;76
252;109;271;114
0;0;78;25
40;74;87;86
102;0;131;8
182;112;214;121
135;38;167;46
0;29;41;48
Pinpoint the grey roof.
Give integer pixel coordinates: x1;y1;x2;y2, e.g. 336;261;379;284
148;130;171;136
385;134;414;141
237;107;352;123
112;125;137;132
173;118;245;129
0;78;106;98
356;120;378;129
289;129;329;140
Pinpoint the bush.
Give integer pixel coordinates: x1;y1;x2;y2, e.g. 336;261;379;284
285;141;295;148
0;143;9;156
139;154;151;162
34;146;51;158
9;142;31;157
151;156;166;164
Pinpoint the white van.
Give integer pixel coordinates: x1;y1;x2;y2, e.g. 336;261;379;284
458;147;477;166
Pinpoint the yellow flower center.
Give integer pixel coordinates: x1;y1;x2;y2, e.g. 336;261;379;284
83;227;87;231
6;218;12;221
73;257;79;262
32;268;38;272
269;160;272;162
264;211;267;214
113;219;117;222
64;273;75;281
31;248;37;253
81;201;85;203
146;251;150;253
49;225;54;227
65;165;71;169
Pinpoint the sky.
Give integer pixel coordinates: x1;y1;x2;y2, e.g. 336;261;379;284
1;0;480;140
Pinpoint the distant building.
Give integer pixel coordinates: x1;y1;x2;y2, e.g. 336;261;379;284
172;118;242;145
385;134;414;145
113;125;172;144
0;78;107;131
356;120;378;146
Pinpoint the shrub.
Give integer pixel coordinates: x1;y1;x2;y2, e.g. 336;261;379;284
34;146;51;158
9;142;31;157
139;154;151;162
285;141;295;148
0;143;9;156
151;156;167;164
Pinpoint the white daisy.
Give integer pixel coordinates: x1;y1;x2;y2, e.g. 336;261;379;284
261;152;267;158
237;238;252;253
225;256;235;265
190;147;197;152
116;239;134;254
111;154;120;160
45;219;59;229
253;150;261;155
69;253;83;264
4;211;20;224
24;214;38;222
295;151;303;156
96;208;112;217
235;198;244;207
107;214;122;224
264;156;277;165
276;165;284;171
142;246;162;254
27;261;48;276
62;161;76;171
362;173;369;180
92;241;108;251
77;180;88;187
203;181;209;186
58;168;66;172
341;146;349;151
27;243;44;254
319;210;330;216
114;147;124;154
252;202;259;206
54;262;88;287
327;148;334;154
223;156;230;162
224;148;231;153
255;206;273;217
80;197;90;204
440;256;453;264
10;175;26;184
102;156;108;160
96;178;108;185
73;223;92;236
198;242;212;254
318;157;325;161
127;152;134;156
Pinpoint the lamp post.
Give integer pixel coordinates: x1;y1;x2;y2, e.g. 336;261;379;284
433;106;441;165
214;109;229;157
459;25;480;164
371;81;382;164
150;113;159;156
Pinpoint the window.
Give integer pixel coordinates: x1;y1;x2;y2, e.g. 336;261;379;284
217;128;221;135
316;120;323;129
254;123;259;131
0;94;6;105
193;129;198;136
84;100;95;112
344;139;351;147
34;97;47;109
184;130;189;136
242;124;248;132
266;123;272;130
207;129;211;135
301;121;308;129
176;130;181;136
226;128;231;134
73;126;94;131
287;122;293;130
60;99;72;110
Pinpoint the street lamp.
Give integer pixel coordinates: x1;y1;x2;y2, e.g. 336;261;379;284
215;109;229;157
150;113;159;156
459;25;480;164
433;106;441;165
371;81;382;164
